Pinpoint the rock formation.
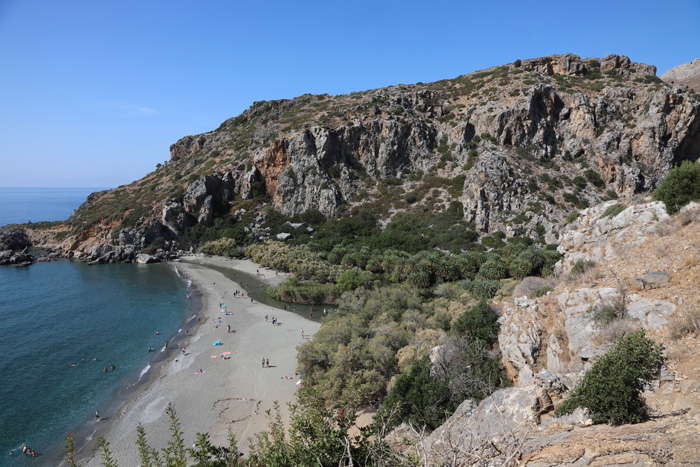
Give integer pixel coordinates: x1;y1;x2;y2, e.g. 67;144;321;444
12;53;700;263
661;58;700;92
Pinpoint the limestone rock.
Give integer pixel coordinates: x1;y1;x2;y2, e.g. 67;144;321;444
661;58;700;92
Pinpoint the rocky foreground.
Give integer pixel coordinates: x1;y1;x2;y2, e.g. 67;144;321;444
389;201;700;465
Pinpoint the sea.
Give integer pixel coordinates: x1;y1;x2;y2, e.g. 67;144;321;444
0;188;193;466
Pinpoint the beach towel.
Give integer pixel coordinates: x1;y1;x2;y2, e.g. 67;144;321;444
213;340;223;346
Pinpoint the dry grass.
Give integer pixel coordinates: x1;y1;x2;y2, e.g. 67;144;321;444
668;306;700;340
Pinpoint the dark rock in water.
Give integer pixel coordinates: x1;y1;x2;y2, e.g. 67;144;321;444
0;227;32;251
0;249;36;266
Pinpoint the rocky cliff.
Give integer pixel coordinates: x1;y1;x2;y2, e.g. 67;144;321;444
19;53;700;261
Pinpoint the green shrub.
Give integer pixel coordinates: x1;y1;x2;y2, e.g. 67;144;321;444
571;259;595;276
601;203;626;219
513;59;522;68
584;169;605;188
451;300;500;345
198;238;241;257
555;329;665;425
588;299;627;326
382;355;453;431
566;211;580;223
336;269;366;292
652;160;700;214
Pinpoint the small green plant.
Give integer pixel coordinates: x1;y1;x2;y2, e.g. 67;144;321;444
601;203;626;219
555;329;665;425
532;286;553;298
588;299;627;326
565;211;580;224
571;259;595;276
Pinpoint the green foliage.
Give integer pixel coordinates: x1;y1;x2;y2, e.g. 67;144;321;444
584;169;605;188
336;269;366;292
588;300;627;326
199;238;241;257
556;329;665;425
383;355;453;431
571;259;595;276
566;211;580;223
513;59;522;68
451;300;499;345
601;203;626;219
296;285;432;403
449;174;466;197
652;160;700;214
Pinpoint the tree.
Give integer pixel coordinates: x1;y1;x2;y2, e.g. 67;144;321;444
556;329;665;425
653;160;700;214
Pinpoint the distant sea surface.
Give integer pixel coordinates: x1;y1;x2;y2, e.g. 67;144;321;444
0;187;103;226
0;188;191;466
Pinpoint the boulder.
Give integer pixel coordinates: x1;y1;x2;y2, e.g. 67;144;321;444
136;253;159;264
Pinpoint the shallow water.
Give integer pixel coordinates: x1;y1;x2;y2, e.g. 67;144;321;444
0;260;190;466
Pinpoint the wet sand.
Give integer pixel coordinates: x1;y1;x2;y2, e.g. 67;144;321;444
79;256;319;466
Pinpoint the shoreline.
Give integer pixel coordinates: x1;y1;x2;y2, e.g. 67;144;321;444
75;256;320;466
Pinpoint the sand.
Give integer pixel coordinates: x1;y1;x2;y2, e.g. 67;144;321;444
79;256;320;466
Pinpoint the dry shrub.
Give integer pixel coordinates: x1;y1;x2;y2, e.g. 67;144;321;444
594;318;639;345
676;205;700;226
668;306;700;340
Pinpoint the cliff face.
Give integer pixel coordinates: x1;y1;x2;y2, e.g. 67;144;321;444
24;54;700;260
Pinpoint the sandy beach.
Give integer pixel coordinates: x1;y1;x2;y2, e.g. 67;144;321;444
79;256;320;466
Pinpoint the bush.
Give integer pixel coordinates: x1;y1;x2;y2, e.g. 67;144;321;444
383;355;453;431
336;269;366;292
451;300;500;345
601;203;626;219
198;238;241;257
652;160;700;214
555;329;665;425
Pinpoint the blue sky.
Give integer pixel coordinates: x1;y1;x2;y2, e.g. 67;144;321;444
0;0;698;188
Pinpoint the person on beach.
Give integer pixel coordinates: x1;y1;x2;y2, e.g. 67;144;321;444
265;315;268;322
323;308;327;316
165;341;168;349
301;328;304;338
95;411;100;420
262;358;265;368
197;317;200;325
266;359;269;367
227;324;231;333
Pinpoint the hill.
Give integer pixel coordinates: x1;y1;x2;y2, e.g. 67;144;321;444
661;58;700;92
21;53;700;262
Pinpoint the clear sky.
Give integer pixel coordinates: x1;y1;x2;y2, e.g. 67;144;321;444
0;0;698;188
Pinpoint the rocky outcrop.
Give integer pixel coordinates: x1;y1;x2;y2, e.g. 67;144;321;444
661;58;700;92
0;227;32;251
0;227;35;266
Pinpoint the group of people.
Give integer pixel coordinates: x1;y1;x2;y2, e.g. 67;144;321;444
261;358;270;368
10;444;37;457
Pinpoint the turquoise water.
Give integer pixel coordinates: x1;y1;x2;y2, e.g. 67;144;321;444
0;187;103;227
0;259;191;465
0;184;192;465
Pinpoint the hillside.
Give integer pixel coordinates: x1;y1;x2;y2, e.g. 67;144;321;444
661;58;700;92
403;201;700;465
21;53;700;262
